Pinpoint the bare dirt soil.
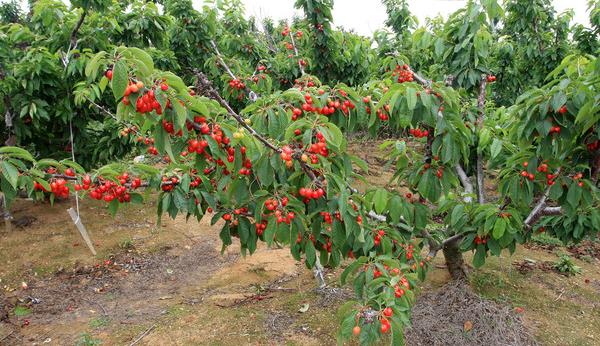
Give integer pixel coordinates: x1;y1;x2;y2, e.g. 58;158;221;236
1;140;599;345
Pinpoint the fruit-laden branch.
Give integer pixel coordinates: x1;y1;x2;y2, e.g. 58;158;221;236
476;74;487;204
524;167;562;228
288;26;305;75
195;73;323;187
408;71;477;201
210;40;258;102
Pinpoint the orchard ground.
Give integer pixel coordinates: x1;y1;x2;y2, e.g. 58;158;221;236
1;141;599;345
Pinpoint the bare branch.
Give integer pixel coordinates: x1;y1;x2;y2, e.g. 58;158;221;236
455;163;474;203
70;10;87;48
288;27;305;75
591;147;600;183
524;168;562;228
476;74;488;204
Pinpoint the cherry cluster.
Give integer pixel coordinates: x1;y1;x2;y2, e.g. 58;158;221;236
392;64;414;83
264;197;296;224
409;128;429;138
573;172;585;187
293;76;318;89
474;235;488;245
586;139;599;152
221;207;249;227
49;178;70;198
227;79;245;91
306;132;329;163
373;229;385;247
298;186;325;202
88;178;135;203
320;210;341;224
280;146;295;168
255;220;268;236
486;75;497;83
376;108;389;121
134;87;164;114
558;105;567;115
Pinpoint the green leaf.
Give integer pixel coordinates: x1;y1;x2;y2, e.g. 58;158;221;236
450;204;465;227
126;47;154;74
341;259;363;285
0;147;34;161
305;241;316;268
111;60;128;101
1;161;19;189
551;92;567;112
567;183;582;209
108;199;119;216
492;217;506;239
85;51;106;79
473;244;487;268
406;87;417;110
490;139;502;159
373;188;388;214
173;98;188;130
14;306;31;317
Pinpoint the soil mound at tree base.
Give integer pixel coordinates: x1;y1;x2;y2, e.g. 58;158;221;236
405;280;537;346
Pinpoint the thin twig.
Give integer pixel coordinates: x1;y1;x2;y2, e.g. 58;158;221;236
0;331;14;343
83;96;141;136
288;27;305;75
79;296;108;316
129;324;156;346
210;40;258;101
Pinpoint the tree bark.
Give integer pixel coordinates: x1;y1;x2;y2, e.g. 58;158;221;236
442;238;467;280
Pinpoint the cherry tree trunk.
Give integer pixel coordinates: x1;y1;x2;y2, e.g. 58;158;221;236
442;239;467;280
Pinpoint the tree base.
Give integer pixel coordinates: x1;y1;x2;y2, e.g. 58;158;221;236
443;240;468;280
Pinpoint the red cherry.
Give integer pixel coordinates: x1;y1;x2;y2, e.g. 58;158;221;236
383;307;393;317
